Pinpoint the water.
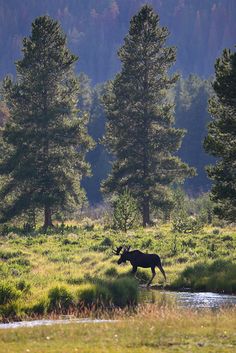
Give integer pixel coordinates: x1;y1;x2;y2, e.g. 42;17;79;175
0;291;235;329
142;289;236;309
0;318;116;330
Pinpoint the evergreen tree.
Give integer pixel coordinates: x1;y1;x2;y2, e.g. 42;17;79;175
103;5;194;226
0;16;93;228
77;77;111;203
204;48;236;221
174;75;214;193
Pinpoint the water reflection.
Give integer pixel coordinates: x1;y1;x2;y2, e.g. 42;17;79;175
142;289;236;309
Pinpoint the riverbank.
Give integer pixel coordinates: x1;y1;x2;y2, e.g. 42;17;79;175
0;306;235;353
0;223;235;321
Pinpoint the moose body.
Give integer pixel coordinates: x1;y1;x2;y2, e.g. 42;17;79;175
114;247;166;287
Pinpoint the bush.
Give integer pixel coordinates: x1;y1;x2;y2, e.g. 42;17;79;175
109;277;138;307
104;267;118;277
0;282;21;305
212;228;220;235
48;286;74;312
29;299;48;315
172;216;203;234
100;237;113;247
112;189;139;232
77;283;112;306
173;260;236;293
16;280;31;293
77;277;139;308
0;250;22;260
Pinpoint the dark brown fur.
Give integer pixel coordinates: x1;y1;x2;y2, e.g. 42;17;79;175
114;247;166;287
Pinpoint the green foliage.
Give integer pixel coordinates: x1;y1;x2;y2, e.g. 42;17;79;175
77;277;138;308
172;215;203;234
104;267;118;277
112;189;139;232
174;260;236;293
0;15;93;227
48;286;74;312
103;5;194;226
174;75;213;192
77;283;112;307
0;282;21;305
0;223;235;320
100;236;113;247
109;277;138;307
30;299;48;315
204;47;236;222
16;280;31;294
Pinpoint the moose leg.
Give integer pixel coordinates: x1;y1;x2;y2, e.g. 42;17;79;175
131;266;137;278
157;263;166;281
147;267;156;287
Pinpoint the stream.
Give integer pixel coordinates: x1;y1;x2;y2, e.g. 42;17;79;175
0;291;235;329
142;289;236;309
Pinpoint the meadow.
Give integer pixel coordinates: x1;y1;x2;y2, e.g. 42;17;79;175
0;306;235;353
0;221;235;322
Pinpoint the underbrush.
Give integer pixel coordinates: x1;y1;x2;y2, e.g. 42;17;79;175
173;259;236;293
0;223;235;321
0;277;139;321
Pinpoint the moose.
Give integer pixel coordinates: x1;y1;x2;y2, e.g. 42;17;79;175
113;246;166;287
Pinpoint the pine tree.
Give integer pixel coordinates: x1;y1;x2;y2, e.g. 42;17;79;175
0;16;93;228
204;48;236;222
103;5;194;226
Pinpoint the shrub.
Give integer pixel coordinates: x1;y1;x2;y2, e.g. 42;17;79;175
173;260;236;294
0;250;22;260
104;267;118;277
77;283;112;306
0;302;20;320
0;282;21;305
77;277;139;308
48;286;74;312
172;216;203;234
109;277;138;307
30;299;48;315
67;277;84;285
112;189;139;232
16;280;31;293
141;238;153;249
0;224;10;236
212;228;220;235
100;237;113;247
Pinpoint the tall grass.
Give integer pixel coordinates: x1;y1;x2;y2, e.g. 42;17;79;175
173;259;236;293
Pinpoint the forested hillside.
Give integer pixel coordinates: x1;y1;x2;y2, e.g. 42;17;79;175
0;0;235;203
0;0;235;83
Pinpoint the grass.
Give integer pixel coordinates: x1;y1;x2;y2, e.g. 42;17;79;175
0;223;235;321
0;306;235;353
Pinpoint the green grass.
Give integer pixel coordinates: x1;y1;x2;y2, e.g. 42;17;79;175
0;223;235;320
0;307;235;353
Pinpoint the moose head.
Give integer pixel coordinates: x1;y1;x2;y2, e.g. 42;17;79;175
112;246;131;264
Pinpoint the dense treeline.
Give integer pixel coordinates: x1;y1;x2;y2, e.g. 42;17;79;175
0;4;235;226
0;0;235;83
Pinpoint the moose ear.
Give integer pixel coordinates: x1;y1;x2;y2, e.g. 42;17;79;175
127;245;131;251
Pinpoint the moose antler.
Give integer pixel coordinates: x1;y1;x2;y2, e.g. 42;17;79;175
112;246;123;255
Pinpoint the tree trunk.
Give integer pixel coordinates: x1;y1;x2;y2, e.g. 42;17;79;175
44;205;53;229
142;197;150;227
